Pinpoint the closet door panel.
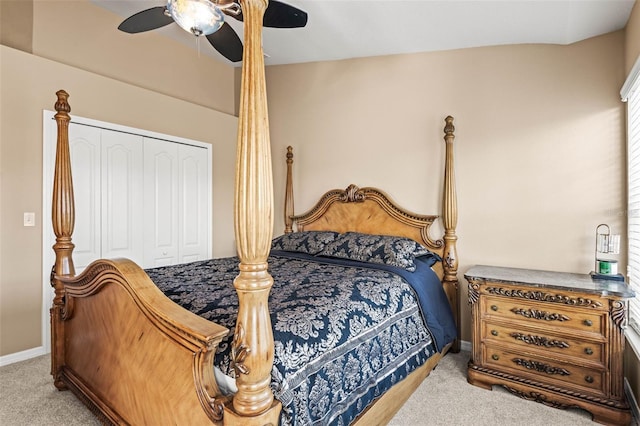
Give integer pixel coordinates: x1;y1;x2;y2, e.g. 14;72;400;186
68;123;101;271
179;144;209;263
101;131;144;264
143;138;179;267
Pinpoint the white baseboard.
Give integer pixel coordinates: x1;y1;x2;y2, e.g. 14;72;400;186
0;346;47;367
460;339;471;352
625;378;640;424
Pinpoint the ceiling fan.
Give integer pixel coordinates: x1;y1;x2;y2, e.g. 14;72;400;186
118;0;308;62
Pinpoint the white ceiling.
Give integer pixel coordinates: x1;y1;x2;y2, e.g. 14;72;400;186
91;0;637;67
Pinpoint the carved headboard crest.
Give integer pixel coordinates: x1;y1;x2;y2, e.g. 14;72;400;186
339;184;366;203
287;183;443;251
292;185;438;226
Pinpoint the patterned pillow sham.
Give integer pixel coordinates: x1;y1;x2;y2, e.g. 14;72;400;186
317;232;438;272
271;231;340;255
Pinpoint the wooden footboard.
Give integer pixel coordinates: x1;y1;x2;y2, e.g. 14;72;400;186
49;89;231;424
52;259;229;424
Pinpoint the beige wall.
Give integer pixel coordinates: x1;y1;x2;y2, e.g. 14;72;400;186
0;0;240;356
266;31;627;344
626;1;640;73
0;46;238;356
0;0;33;52
29;0;236;116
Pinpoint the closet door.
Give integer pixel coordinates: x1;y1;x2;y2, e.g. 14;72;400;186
143;140;210;267
68;123;101;271
101;131;144;265
143;138;179;267
178;144;209;263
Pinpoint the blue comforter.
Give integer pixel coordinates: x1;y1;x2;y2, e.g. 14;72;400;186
146;252;456;425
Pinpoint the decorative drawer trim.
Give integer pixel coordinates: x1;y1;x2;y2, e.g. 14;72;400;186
469;364;629;409
486;287;603;309
510;307;571;322
504;387;578;409
468;282;480;305
509;332;570;349
611;300;627;329
512;358;571;376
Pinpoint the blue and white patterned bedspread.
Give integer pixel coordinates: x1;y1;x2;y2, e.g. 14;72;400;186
146;252;456;426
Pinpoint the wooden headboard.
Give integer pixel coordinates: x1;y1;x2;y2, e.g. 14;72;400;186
290;184;442;252
280;117;460;349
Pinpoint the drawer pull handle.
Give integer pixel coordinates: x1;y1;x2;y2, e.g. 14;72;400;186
585;375;594;384
491;305;498;311
585;348;593;355
491;330;498;336
583;320;593;327
491;354;500;361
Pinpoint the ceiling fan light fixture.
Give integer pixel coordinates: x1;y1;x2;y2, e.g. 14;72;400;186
167;0;225;37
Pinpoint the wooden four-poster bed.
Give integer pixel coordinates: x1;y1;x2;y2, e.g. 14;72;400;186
49;1;460;424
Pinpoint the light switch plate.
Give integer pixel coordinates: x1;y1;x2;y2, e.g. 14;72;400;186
24;212;36;227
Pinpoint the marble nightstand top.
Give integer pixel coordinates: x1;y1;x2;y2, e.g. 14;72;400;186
464;265;635;298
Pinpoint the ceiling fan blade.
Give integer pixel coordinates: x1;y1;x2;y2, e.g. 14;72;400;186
118;6;174;34
205;22;243;62
264;0;307;28
225;0;307;28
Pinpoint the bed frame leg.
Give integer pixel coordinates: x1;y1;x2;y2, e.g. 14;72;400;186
224;399;281;426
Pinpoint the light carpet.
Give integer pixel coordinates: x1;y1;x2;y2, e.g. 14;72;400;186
0;350;630;425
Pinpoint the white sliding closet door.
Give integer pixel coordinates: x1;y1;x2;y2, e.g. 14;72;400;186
143;139;209;267
68;123;101;271
144;138;179;267
43;110;212;353
58;120;209;271
178;143;209;264
101;131;144;264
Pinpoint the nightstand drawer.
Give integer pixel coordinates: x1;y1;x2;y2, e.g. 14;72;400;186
481;321;605;366
481;295;605;335
482;345;605;395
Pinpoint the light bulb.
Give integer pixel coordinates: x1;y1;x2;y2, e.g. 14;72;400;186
167;0;224;37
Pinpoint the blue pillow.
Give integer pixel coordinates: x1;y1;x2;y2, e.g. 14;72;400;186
271;231;340;255
317;232;439;272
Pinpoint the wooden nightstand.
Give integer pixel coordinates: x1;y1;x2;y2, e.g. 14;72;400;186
465;265;635;425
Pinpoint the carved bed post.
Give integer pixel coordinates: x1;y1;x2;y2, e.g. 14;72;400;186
284;146;294;233
50;89;76;388
226;0;281;424
442;116;460;352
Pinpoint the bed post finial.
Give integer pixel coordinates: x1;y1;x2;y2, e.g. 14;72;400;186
284;146;295;233
442;115;460;352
